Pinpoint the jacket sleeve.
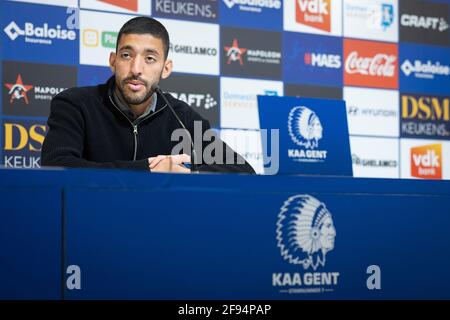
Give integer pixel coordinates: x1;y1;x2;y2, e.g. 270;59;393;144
41;94;149;171
184;109;256;174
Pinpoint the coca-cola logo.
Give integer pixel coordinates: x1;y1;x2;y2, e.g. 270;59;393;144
345;52;396;77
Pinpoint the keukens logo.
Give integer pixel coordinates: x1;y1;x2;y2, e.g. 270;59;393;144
287;106;327;162
304;52;341;69
273;195;339;293
401;59;450;80
155;0;217;19
296;0;331;32
411;144;442;179
223;0;281;11
401;94;450;139
4;21;76;45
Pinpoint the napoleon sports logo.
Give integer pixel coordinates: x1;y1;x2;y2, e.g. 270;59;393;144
288;106;323;149
276;195;336;270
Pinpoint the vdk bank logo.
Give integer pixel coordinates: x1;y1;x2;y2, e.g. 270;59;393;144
273;195;339;293
4;20;76;45
296;0;331;32
287;106;328;163
411;144;442;179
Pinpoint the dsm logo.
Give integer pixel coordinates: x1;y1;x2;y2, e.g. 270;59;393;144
288;106;323;149
276;195;336;271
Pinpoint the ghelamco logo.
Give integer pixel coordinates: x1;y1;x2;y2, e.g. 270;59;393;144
401;59;450;79
287;106;328;163
4;20;76;45
273;195;339;294
222;0;281;12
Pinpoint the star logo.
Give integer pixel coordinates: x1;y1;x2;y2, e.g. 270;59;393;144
5;74;34;104
224;39;247;65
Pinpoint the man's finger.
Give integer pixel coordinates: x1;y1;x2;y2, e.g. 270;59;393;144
170;154;191;165
148;155;168;169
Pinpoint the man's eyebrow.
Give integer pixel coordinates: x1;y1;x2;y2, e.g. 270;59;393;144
118;45;160;55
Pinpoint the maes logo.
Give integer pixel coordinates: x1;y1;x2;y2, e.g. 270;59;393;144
4;74;33;104
98;0;138;11
296;0;331;32
304;52;341;69
411;144;442;179
273;195;339;293
4;21;76;45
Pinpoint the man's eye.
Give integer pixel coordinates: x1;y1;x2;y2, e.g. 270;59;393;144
146;57;156;63
121;53;130;59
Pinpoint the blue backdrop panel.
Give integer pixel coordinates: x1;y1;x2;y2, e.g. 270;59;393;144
0;187;62;299
64;184;450;299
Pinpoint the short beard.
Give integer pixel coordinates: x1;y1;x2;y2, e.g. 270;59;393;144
118;77;153;106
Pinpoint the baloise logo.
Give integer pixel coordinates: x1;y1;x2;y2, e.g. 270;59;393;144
223;0;281;10
401;59;450;79
4;20;76;45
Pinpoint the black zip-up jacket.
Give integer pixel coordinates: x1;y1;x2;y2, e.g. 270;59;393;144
41;77;255;174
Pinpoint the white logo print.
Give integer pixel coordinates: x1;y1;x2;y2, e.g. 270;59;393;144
4;21;24;40
401;59;450;79
288;106;323;149
223;0;235;8
345;52;396;77
222;0;281;10
277;195;336;271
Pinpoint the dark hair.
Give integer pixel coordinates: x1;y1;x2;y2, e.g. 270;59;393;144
116;17;170;59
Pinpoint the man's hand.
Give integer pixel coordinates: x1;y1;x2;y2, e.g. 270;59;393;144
148;154;191;173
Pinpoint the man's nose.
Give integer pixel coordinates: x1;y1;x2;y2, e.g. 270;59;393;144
130;57;143;75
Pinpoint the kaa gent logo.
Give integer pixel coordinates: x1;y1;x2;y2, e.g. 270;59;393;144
273;195;339;293
277;195;336;270
287;106;327;163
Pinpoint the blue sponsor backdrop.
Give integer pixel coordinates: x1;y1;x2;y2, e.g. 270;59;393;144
283;32;343;87
258;95;352;176
1;168;450;299
0;1;78;65
219;0;282;31
78;65;112;87
399;43;450;95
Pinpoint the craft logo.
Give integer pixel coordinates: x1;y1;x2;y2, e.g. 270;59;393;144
170;92;218;110
410;144;442;179
4;74;34;105
399;0;450;46
154;0;217;20
344;39;398;89
295;0;331;32
3;20;76;45
401;94;450;139
274;195;339;294
98;0;138;11
401;59;450;80
401;15;449;32
224;39;247;65
304;52;341;69
287;106;327;163
161;74;220;127
2;121;47;168
223;0;281;12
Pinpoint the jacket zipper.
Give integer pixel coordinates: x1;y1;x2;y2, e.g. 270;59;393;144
108;95;167;161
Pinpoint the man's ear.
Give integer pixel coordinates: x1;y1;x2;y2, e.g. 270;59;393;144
109;52;116;73
161;59;173;80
